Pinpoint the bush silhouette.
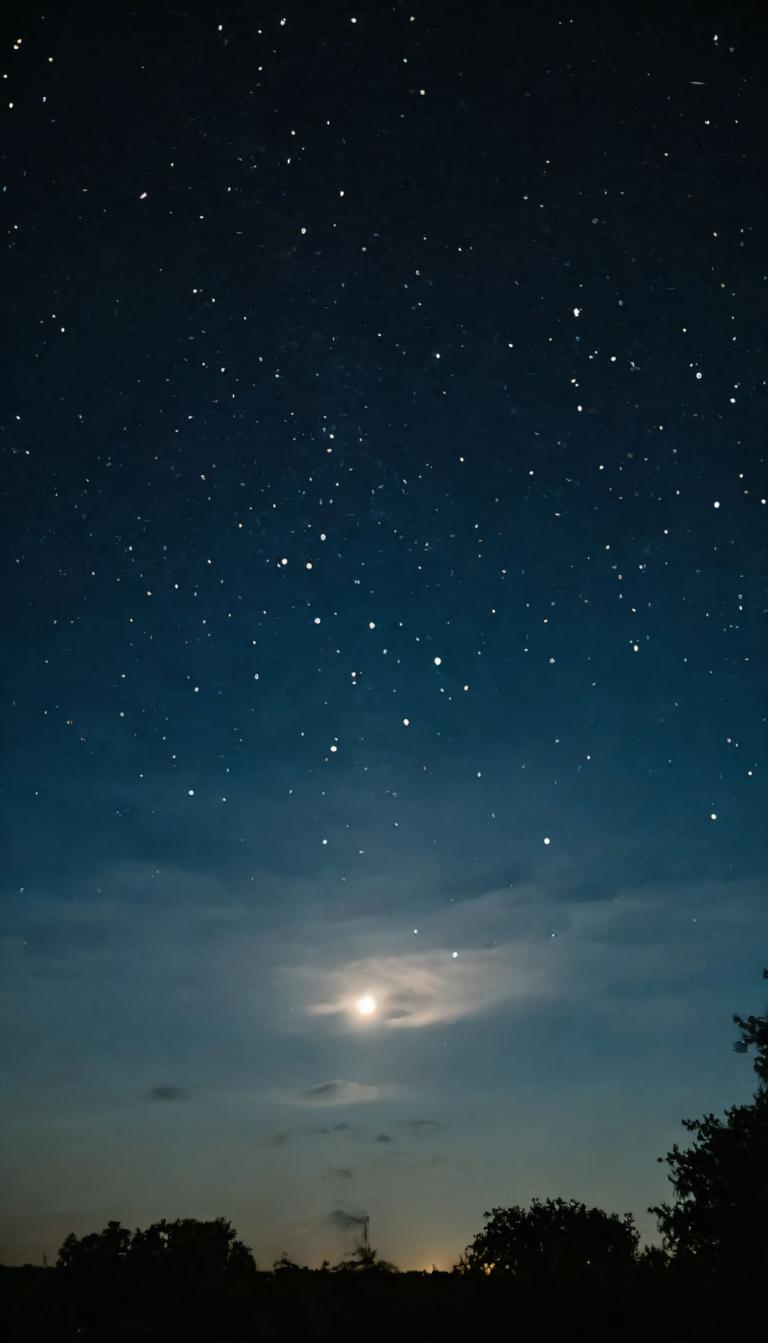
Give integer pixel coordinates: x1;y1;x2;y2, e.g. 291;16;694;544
333;1243;398;1273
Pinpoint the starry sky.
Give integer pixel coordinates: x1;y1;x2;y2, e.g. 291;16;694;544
1;2;766;1271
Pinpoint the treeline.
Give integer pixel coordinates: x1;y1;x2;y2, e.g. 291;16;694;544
2;972;766;1341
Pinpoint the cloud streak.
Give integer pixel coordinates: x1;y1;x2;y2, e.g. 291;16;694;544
328;1206;368;1232
147;1085;187;1102
283;874;768;1037
286;1079;381;1108
404;1118;442;1135
300;941;556;1030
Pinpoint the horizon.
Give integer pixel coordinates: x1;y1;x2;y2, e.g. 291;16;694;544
1;1;766;1275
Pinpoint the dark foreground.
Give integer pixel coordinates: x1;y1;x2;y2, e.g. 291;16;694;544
1;1262;763;1343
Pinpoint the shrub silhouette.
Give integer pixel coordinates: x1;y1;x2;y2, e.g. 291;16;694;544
333;1243;398;1273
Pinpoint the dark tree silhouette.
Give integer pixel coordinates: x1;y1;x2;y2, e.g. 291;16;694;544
461;1198;639;1281
57;1216;255;1280
53;1218;256;1340
57;1220;131;1270
732;967;768;1086
650;969;768;1277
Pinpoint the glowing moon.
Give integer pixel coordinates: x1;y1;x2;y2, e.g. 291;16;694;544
356;994;377;1017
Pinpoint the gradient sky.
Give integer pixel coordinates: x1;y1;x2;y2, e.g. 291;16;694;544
1;2;766;1271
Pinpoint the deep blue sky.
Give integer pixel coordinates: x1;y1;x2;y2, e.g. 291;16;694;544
1;1;766;1269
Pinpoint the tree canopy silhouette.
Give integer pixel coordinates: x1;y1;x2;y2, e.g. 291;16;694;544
58;1216;256;1282
650;969;768;1277
57;1220;131;1272
461;1197;639;1281
732;966;768;1086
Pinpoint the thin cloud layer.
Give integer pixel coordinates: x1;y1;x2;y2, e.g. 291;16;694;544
287;876;767;1037
301;942;556;1030
287;1079;381;1107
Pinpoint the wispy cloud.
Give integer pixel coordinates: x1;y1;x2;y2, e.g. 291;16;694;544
147;1085;187;1102
301;942;555;1030
265;1130;292;1148
328;1205;368;1232
287;1079;381;1107
404;1118;442;1135
285;875;767;1035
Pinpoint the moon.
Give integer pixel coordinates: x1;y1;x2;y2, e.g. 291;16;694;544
356;993;377;1017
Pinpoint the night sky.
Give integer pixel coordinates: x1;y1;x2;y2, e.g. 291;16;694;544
1;2;766;1271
